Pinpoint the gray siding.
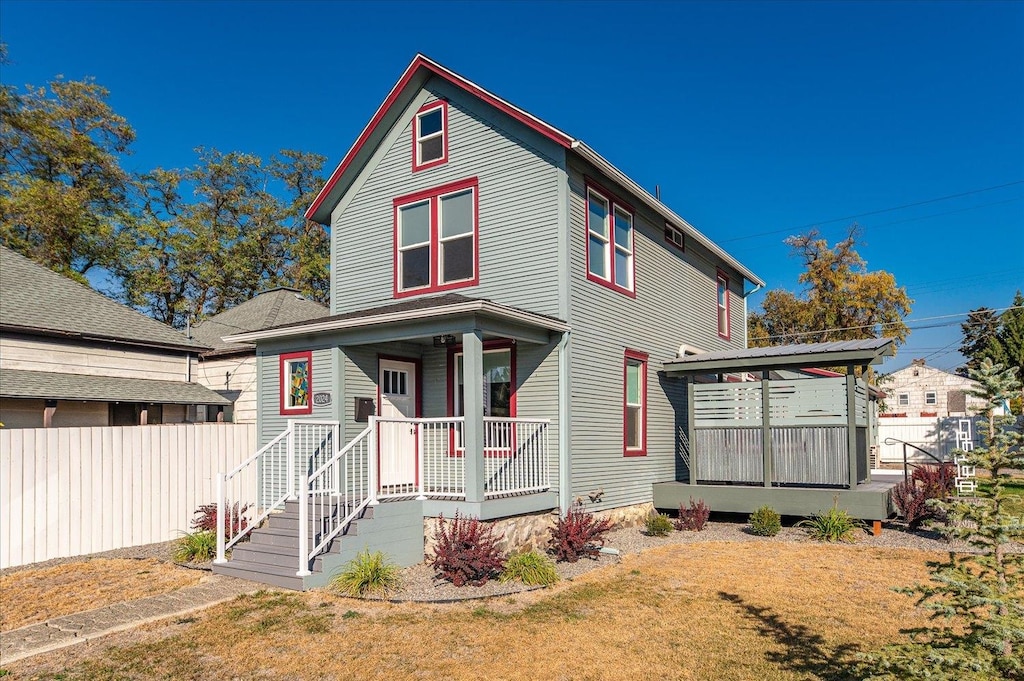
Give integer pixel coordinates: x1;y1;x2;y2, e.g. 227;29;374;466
566;158;747;511
330;76;566;319
257;345;336;447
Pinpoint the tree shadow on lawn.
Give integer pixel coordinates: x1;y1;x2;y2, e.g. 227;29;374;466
718;592;861;681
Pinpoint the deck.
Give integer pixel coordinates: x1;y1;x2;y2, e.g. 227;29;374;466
652;472;902;521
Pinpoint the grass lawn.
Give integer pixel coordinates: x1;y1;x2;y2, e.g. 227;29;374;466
1;558;201;632
8;542;939;681
977;476;1024;514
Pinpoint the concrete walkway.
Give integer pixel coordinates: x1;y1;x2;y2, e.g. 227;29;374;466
2;574;260;665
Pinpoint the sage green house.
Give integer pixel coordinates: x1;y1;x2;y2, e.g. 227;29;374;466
211;55;893;590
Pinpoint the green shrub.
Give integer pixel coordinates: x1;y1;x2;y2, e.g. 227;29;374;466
645;512;674;537
749;506;782;537
797;503;863;542
331;549;402;597
499;551;559;586
173;530;217;562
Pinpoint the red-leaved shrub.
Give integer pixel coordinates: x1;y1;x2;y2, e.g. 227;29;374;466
548;502;614;562
674;497;711;532
430;512;505;587
191;501;250;535
892;463;956;529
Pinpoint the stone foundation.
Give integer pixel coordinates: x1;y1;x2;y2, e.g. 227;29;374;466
592;502;655;529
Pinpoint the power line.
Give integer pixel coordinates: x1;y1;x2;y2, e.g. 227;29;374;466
718;180;1024;244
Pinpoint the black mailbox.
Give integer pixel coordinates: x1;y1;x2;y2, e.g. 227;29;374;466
354;397;375;422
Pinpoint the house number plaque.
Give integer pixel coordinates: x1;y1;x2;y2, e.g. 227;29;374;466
313;392;332;406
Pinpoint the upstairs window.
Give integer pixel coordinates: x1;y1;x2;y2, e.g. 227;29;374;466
394;178;478;297
412;100;448;171
280;351;313;415
586;183;635;297
897;393;910;407
665;223;685;251
624;349;648;456
717;271;730;340
925;391;937;405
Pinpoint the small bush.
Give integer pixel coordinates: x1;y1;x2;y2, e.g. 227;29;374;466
674;497;711;532
548;502;614;563
645;512;674;537
331;549;402;597
191;501;251;536
174;530;217;562
748;506;781;536
430;512;505;587
499;551;559;586
798;502;863;543
892;463;956;529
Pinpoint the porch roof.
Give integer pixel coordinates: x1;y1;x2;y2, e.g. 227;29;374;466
0;368;232;405
222;294;569;346
663;338;896;375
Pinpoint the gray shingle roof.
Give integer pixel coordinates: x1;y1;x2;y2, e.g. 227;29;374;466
0;368;232;405
190;287;328;355
0;246;206;351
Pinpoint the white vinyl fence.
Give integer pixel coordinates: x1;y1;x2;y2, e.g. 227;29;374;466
877;416;983;465
1;423;257;569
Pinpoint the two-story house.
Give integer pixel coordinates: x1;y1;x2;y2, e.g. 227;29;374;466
212;55;767;589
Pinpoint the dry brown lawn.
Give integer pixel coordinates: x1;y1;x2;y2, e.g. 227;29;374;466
1;558;202;632
8;542;939;681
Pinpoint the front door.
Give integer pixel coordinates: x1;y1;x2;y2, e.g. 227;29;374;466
378;358;418;489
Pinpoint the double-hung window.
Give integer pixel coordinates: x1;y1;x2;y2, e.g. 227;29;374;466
624;349;648;456
412;101;448;171
925;391;937;406
586;184;635;296
717;271;730;340
394;178;478;297
280;351;313;415
897;393;910;407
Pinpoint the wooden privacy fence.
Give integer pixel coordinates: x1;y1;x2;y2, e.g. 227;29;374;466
0;423;257;569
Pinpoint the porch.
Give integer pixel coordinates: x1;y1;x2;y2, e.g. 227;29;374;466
657;339;900;520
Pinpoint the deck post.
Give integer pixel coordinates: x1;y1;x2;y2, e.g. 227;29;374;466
687;379;697;485
462;329;486;502
761;371;772;488
846;367;858;489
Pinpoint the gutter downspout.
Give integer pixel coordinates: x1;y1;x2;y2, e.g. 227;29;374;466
741;282;764;349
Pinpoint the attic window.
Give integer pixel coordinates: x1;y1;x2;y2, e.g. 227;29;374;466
413;100;448;171
665;223;685;251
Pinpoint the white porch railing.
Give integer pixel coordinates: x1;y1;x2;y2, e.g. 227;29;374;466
483;417;551;497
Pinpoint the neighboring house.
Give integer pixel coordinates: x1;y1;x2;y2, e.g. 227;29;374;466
0;246;231;428
190;287;328;423
212;56;894;589
882;359;984;417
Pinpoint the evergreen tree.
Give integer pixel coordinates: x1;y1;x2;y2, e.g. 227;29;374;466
957;306;1003;377
860;358;1024;680
998;291;1024;394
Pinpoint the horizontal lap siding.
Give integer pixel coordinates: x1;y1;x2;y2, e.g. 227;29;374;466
257;347;335;447
194;356;258;423
567;160;745;511
0;335;187;382
330;77;564;319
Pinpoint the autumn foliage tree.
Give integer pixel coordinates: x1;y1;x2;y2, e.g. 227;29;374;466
747;226;913;350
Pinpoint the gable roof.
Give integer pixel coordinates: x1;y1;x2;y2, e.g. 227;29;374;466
305;54;764;288
190;287;328;356
0;246;206;352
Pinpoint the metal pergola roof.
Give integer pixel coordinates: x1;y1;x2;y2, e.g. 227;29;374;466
662;339;896;376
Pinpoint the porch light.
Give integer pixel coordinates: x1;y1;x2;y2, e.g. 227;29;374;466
433;334;457;347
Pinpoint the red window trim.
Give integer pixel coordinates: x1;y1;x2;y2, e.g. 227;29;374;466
664;222;685;252
584;178;636;299
446;339;517;458
392;177;480;299
279;350;313;416
716;270;731;340
411;100;449;172
623;349;648;457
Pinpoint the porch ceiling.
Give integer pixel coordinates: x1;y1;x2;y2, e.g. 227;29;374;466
663;339;896;376
222;294;568;347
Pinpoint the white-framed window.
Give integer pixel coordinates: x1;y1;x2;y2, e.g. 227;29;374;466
925;391;937;406
413;100;448;171
665;223;685;251
586;184;634;296
394;178;478;297
897;393;910;407
452;347;514;419
280;351;312;415
717;272;730;339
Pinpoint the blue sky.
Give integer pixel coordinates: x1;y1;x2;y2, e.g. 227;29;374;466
2;0;1021;372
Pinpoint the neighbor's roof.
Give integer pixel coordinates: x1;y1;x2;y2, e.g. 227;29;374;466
0;368;232;405
190;287;328;356
223;293;568;344
663;339;897;375
304;54;764;288
0;246;207;352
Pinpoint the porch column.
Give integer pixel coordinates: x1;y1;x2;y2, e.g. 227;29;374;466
761;371;772;488
846;367;858;489
462;329;486;502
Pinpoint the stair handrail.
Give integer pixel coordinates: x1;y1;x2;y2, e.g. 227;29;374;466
215;425;293;564
297;423;375;577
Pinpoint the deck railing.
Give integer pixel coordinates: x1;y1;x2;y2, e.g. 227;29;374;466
483;417;551;497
